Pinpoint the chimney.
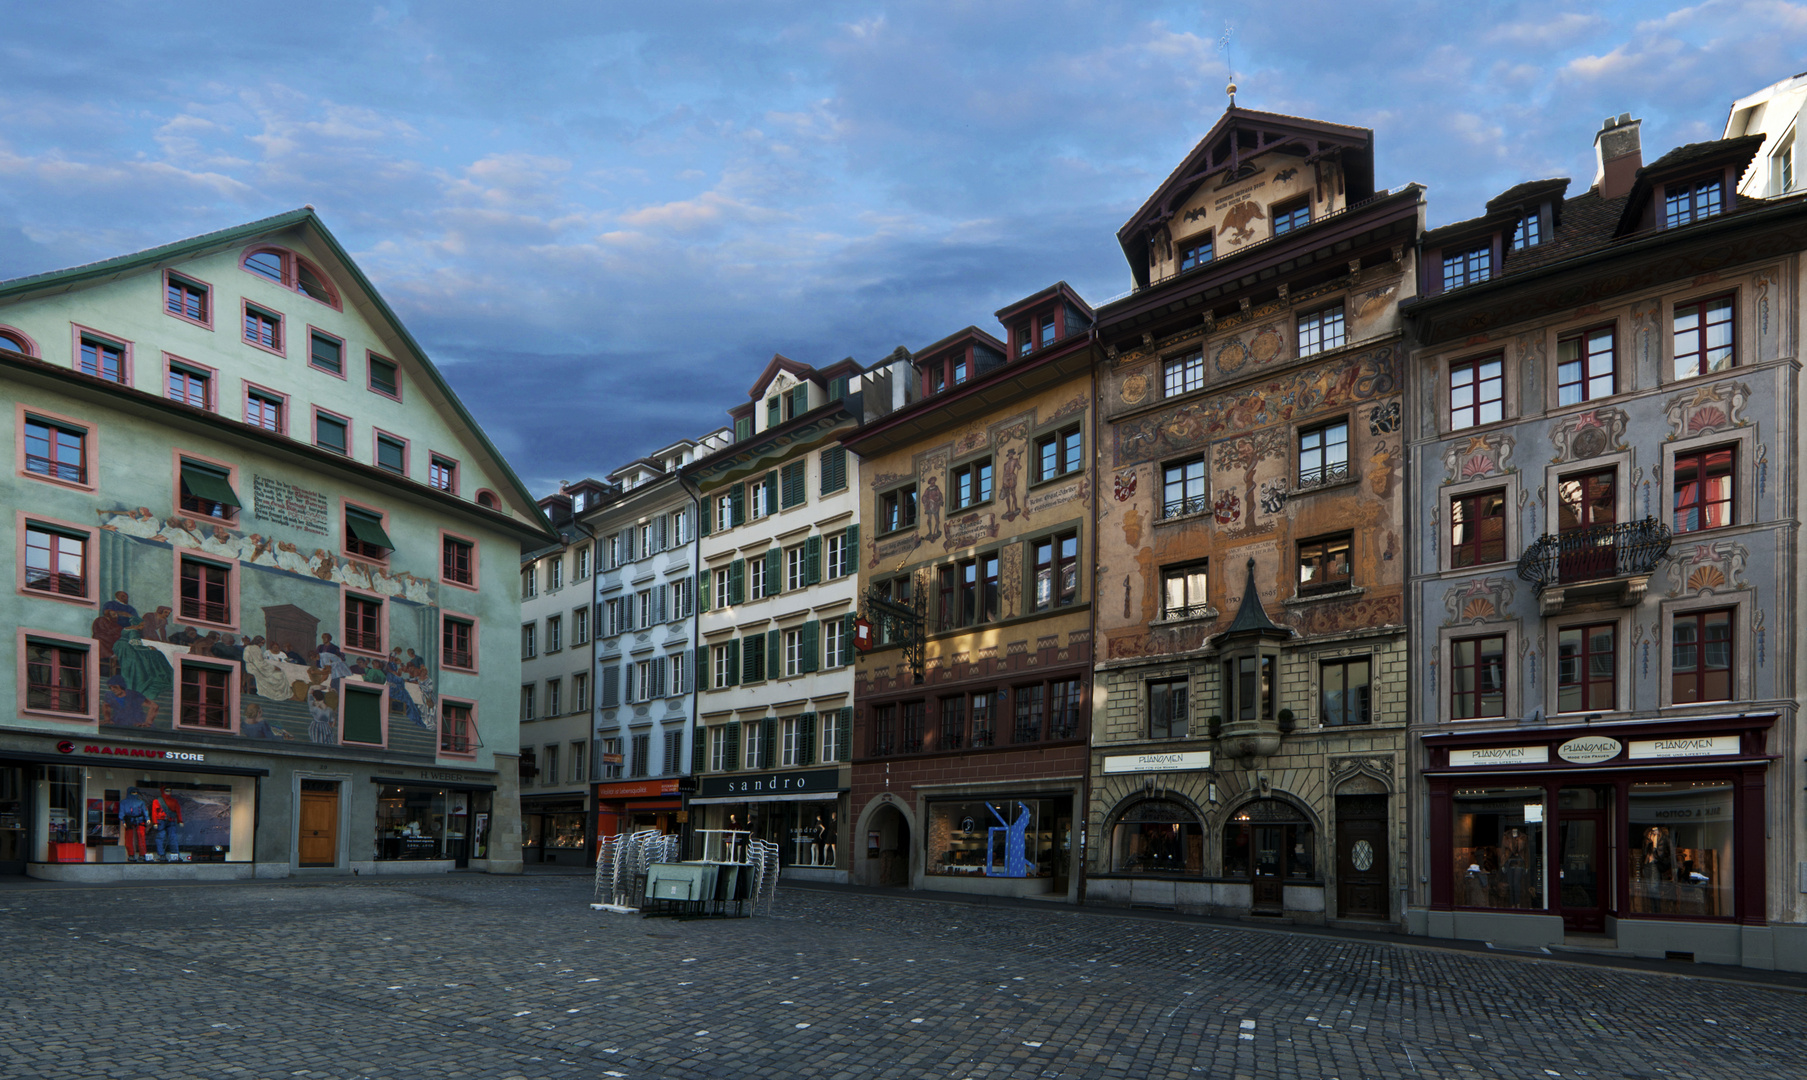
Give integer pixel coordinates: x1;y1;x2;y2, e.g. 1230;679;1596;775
1593;113;1642;200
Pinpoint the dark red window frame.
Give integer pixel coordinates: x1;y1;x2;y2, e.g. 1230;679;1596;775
1673;294;1735;379
1450;635;1506;719
23;418;86;484
442;536;474;584
1449;353;1504;430
78;337;125;382
179;558;230;625
180;663;231;728
244;307;281;350
1673;446;1735;534
1012;683;1046;744
440;702;474;754
969;691;996;748
25;526;86;597
443;617;474;671
1450;489;1507;567
1557;325;1615;405
167;364;210;409
345;594;383;654
246;390;283;433
26;641;86;714
429;456;457;493
167;276;208;322
1672;609;1734;705
1557;623;1617;713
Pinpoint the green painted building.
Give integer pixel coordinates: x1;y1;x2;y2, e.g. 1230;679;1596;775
0;209;556;880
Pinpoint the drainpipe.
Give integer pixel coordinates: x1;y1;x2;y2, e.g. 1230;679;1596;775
677;470;705;859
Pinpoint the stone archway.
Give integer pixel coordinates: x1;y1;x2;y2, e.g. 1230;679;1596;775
1333;770;1392;920
1221;795;1319;911
853;795;917;888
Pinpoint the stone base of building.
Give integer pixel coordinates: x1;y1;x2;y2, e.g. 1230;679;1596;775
1413;906;1807;971
781;866;848;884
29;860;270;882
1086;876;1328;922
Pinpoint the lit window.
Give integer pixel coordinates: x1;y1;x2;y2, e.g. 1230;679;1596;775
1161;562;1208;620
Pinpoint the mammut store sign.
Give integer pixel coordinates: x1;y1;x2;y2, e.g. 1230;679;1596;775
57;740;205;763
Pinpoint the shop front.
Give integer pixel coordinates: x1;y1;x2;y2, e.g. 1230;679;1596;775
0;737;266;880
593;777;682;852
1421;716;1774;965
921;791;1076;896
521;795;588;866
371;776;495;870
688;767;847;882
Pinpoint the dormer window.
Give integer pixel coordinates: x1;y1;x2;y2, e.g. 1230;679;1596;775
241;246;340;308
924;350;969;395
1039;316;1056;348
1510;211;1541;250
1179;235;1213;270
1664;176;1724;228
1015;323;1032;357
1442;243;1492;290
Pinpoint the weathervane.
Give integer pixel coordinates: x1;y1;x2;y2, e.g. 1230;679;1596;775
1219;23;1237;104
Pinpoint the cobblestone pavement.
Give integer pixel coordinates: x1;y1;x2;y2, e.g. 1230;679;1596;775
6;874;1807;1080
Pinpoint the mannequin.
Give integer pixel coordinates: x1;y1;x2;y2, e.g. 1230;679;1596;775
150;787;185;862
118;788;150;862
1502;827;1529;908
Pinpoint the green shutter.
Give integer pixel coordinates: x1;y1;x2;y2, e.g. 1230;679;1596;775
843;611;856;654
819;447;846;495
845;522;859;564
741;636;758;681
767;396;781;428
730;485;746;526
735;416;752;441
727;640;740;685
692;725;707;772
767;628;781;677
343;688;383;745
765;547;782;595
804;534;821;584
836;707;852;764
724;722;741;771
695;647;709;692
699;496;713;536
790;385;808;417
799;711;817;766
697;568;711;612
761;716;778;767
763;470;778;511
800;620;819;673
729;559;745;605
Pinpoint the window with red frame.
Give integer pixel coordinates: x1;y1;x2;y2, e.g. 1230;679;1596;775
1012;683;1045;743
1674;296;1734;379
871;704;896;757
442;536;474;585
939;695;966;750
1449;354;1503;429
1673;446;1734;533
1557;326;1615;405
344;508;393;561
167;276;208;322
243;306;281;350
167;363;210;409
440;702;474;754
476;491;499;510
1557;623;1616;713
78;336;125;382
0;329;33;354
178;460;239;521
180;663;231;728
26;640;86;714
969;690;996;747
429;456;457;493
443;617;474;670
246;390;283;432
1049;678;1084;740
1672;609;1733;704
25;525;86;597
1451;635;1506;719
346;594;382;653
901;701;925;753
180;558;230;624
245;249;285;282
1664;176;1724;228
1450;489;1507;567
23;417;85;484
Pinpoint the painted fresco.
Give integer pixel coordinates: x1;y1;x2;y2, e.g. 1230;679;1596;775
90;507;440;756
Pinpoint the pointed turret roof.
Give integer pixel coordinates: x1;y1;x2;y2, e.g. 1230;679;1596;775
1219;559;1293;642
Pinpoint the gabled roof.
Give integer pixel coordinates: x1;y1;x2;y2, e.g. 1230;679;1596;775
746;353;819;400
1614;134;1766;234
994;280;1094;323
1118;107;1375;284
910;325;1007;365
0;207;557;542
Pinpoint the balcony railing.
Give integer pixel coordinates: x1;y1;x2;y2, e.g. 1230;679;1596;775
1163;493;1210;519
1296;461;1352;492
1516;518;1671;594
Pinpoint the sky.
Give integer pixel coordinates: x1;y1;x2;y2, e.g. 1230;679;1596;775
3;2;1803;494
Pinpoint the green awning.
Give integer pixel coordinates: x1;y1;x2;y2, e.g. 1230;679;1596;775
345;509;395;551
181;463;242;509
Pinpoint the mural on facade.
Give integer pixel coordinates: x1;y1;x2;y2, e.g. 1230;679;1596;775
91;507;440;754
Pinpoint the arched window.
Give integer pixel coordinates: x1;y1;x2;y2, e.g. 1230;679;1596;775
0;326;37;356
476;490;500;510
1111;798;1202;875
242;246;341;309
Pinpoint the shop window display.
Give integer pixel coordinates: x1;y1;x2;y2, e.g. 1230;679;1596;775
1222;799;1314;881
37;765;252;864
1627;782;1732;919
926;798;1068;879
1111;799;1202;875
787;801;838;868
375;785;475;861
1452;787;1545;910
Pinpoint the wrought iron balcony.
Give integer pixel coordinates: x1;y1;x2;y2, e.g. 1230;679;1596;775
1516;517;1671;614
1162;493;1210;519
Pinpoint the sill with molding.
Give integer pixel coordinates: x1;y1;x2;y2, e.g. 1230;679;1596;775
1155;506;1214;528
1283;585;1365;607
1151;607;1219;627
1028;471;1082;492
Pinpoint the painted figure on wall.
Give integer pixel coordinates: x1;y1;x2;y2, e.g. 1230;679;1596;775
921;475;944;542
999;448;1023;520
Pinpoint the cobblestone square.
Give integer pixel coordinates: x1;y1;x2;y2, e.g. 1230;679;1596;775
6;874;1807;1080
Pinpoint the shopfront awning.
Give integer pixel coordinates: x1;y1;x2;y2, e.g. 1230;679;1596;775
180;463;242;509
346;509;395;551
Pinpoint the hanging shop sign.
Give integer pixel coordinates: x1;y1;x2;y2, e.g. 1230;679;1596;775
1556;736;1623;765
1628;735;1741;760
1103;750;1213;774
57;741;205;763
1448;745;1548;767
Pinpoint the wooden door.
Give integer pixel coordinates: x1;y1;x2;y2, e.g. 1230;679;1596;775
1336;795;1389;920
1252;825;1285;909
1557;809;1607;933
298;785;339;867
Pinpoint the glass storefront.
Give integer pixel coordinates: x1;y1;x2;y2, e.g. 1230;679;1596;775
1452;787;1546;910
1110;799;1203;875
1222;800;1315;881
925;797;1069;878
694;799;843;868
1627;781;1732;919
33;764;257;864
375;785;490;862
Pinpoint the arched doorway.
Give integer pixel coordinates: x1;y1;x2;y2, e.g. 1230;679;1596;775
1335;775;1390;920
1224;798;1314;912
1108;797;1205;876
869;803;911;887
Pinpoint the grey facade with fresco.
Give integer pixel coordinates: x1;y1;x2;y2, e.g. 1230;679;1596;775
1403;118;1807;969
